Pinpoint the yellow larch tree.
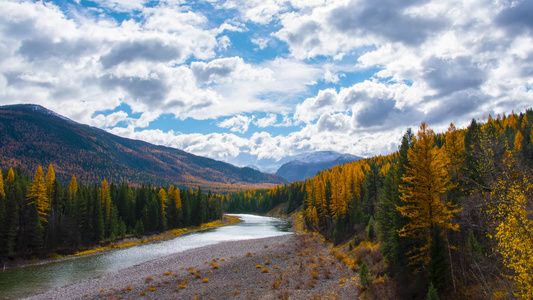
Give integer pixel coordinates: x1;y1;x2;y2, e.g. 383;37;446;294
158;188;168;230
0;168;4;198
397;122;461;268
6;168;14;183
168;185;175;200
173;188;182;210
520;114;528;130
330;167;346;220
68;175;78;197
445;123;465;180
27;166;51;223
514;130;523;152
45;164;55;197
314;178;327;222
100;179;112;222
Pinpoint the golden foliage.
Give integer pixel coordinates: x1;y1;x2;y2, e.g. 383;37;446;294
6;168;14;183
0;168;4;198
26;165;51;223
487;152;533;299
397;123;460;267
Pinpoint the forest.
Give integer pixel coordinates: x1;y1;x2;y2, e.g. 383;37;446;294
0;165;223;266
224;109;533;299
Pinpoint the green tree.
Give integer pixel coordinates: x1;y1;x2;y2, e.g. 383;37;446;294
427;282;439;300
359;261;372;289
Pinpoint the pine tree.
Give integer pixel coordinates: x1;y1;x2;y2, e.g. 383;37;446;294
427;282;440;300
359;261;372;289
397;123;461;268
377;129;412;271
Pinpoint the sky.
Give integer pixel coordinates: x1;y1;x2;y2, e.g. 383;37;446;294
1;0;532;172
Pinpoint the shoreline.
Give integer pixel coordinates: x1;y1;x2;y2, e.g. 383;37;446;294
4;215;242;271
25;233;360;300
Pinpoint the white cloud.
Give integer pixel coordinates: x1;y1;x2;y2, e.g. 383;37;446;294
254;113;277;127
251;37;270;49
221;0;288;24
218;115;254;133
2;0;533;173
92;0;148;12
90;111;129;127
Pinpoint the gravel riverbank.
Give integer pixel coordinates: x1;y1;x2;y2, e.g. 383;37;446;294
25;233;360;299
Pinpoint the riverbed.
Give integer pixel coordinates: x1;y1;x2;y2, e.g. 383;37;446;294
0;214;292;299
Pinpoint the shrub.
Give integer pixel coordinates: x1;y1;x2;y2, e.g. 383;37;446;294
202;278;210;283
256;265;262;268
212;263;220;269
261;268;269;273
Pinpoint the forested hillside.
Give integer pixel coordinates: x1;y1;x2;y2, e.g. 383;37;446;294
0;104;285;193
224;109;533;299
0;164;222;266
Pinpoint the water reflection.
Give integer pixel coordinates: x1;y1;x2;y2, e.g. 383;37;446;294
0;214;291;299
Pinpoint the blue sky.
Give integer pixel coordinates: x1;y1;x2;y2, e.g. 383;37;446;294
1;0;533;172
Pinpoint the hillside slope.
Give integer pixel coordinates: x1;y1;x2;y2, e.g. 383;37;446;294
0;104;286;191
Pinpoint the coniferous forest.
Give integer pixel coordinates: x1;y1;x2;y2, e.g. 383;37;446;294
0;165;222;266
224;109;533;299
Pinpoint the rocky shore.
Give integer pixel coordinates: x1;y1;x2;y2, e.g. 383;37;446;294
25;233;360;299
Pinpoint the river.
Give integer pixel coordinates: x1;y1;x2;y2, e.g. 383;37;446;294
0;214;292;299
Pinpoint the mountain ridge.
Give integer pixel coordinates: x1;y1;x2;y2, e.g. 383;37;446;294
0;104;286;192
275;151;362;182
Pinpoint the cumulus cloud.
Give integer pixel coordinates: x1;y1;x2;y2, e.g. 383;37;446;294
100;39;183;68
1;0;533;172
218;115;254;133
254;113;277;127
91;111;129;127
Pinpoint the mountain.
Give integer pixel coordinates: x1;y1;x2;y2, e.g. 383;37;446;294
0;104;286;192
275;151;362;182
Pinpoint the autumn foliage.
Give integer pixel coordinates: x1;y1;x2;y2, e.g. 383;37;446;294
225;108;533;299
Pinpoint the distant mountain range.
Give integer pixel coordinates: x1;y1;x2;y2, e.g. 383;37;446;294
275;151;362;182
0;104;286;192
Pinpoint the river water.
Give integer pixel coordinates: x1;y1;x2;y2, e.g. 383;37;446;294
0;214;292;299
